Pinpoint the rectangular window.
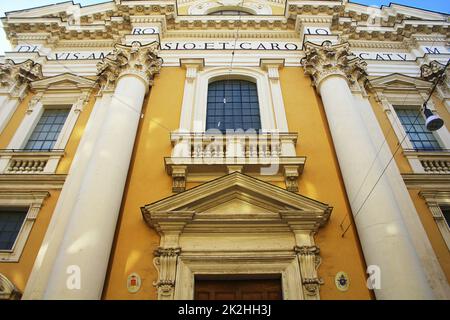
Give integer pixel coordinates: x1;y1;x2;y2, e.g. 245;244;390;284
394;106;441;151
440;206;450;229
24;108;70;151
0;207;28;251
206;80;261;132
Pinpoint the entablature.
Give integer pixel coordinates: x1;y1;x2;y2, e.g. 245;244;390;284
2;1;447;45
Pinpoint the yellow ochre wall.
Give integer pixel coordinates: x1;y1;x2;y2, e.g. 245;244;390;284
0;90;97;293
369;94;450;282
102;66;373;300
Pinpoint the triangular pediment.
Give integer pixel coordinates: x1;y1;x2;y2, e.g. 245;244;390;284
203;198;274;215
31;73;95;91
370;73;432;91
142;172;332;233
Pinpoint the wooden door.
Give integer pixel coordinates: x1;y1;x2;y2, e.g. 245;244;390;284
194;278;282;300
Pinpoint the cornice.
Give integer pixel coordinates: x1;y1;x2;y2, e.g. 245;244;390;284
402;173;450;190
163;30;299;39
333;18;449;41
1;1;448;45
0;174;67;190
348;40;407;50
57;40;117;48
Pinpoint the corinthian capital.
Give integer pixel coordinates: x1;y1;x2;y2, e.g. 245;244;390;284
302;41;367;89
0;59;43;99
97;41;163;92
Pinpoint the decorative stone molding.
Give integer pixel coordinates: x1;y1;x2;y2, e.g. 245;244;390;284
419;191;450;250
0;273;21;300
421;60;449;107
420;60;447;83
27;92;44;114
0;59;43;100
73;91;91;113
97;41;163;92
0;190;49;262
294;245;323;299
302;41;367;91
142;172;332;300
188;0;273;15
153;247;181;300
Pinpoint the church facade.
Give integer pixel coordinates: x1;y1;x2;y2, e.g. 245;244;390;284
0;0;449;300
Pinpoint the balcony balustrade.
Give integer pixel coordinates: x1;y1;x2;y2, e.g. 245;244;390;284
165;132;306;192
403;150;450;174
0;150;65;174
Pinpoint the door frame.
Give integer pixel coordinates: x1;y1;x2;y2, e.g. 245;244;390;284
174;252;303;300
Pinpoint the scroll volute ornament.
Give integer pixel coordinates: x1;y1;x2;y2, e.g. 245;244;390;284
0;59;43;97
97;41;163;92
302;41;367;89
420;60;447;83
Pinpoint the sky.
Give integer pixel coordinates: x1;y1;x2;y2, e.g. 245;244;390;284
0;0;448;54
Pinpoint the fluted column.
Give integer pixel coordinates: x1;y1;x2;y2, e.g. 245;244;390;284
303;41;434;299
0;59;42;133
23;42;162;300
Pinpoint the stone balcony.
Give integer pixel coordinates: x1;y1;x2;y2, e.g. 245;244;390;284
165;132;306;193
403;150;450;174
0;150;65;174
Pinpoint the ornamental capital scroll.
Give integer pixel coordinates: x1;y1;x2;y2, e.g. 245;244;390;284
302;41;367;92
294;245;323;299
153;247;181;300
0;59;43;99
97;41;163;92
420;60;447;83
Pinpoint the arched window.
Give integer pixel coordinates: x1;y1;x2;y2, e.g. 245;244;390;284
206;79;261;132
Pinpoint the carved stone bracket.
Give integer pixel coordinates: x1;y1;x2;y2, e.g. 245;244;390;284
73;91;91;113
171;165;187;193
153;247;181;300
294;245;323;299
284;165;299;192
302;41;367;92
97;41;163;92
0;59;43;99
27;91;44;114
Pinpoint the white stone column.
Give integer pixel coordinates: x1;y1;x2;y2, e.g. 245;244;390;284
23;93;112;299
0;59;43;134
303;41;434;300
23;42;162;300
